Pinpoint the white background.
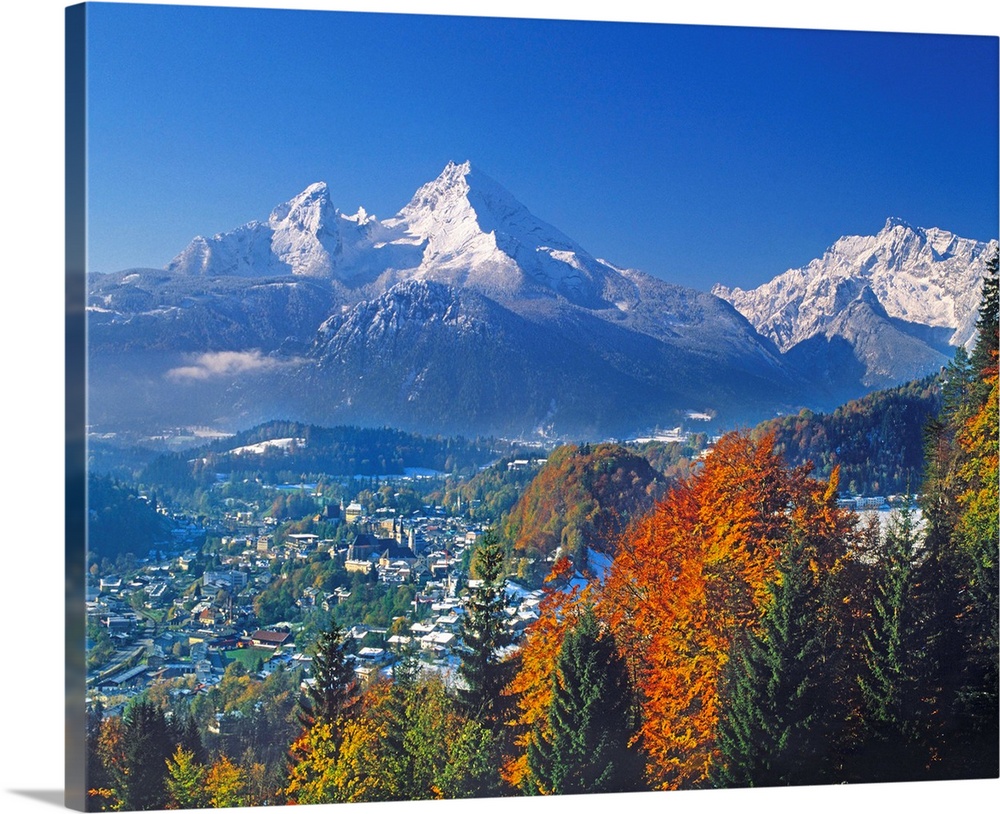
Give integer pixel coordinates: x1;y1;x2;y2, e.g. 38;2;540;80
1;2;997;813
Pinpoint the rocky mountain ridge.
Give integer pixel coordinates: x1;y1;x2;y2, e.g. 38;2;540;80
87;163;994;441
713;217;997;389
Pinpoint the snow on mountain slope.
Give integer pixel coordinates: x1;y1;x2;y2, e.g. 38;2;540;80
713;218;997;353
167;181;376;278
304;278;794;438
375;160;620;305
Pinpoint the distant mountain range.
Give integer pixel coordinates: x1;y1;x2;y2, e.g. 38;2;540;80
87;161;997;442
713;217;997;392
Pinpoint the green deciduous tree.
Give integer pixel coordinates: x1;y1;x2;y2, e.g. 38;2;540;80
287;671;504;804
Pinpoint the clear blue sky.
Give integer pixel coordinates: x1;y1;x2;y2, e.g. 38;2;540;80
83;1;999;291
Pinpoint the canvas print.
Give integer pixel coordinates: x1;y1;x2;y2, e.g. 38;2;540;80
66;2;999;811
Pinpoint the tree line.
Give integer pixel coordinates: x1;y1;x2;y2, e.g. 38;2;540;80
755;374;943;496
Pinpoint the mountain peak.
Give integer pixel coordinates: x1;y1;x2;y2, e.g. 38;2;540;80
397;160;511;222
377;161;619;304
303;180;331;197
268;181;336;230
883;215;916;233
440;159;473;181
392;161;580;251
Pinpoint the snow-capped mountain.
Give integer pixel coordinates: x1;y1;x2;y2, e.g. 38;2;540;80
87;163;995;440
167;161;632;308
713;218;997;390
159;160;784;363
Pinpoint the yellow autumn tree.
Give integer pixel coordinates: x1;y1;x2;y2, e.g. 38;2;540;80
205;754;248;808
286;670;503;803
284;720;344;805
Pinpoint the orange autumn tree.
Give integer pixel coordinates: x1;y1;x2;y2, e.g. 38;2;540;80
600;430;854;789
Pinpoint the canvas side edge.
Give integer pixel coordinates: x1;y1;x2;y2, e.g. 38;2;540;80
65;3;88;811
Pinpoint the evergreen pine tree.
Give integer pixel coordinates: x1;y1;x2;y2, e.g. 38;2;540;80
298;620;360;733
119;698;174;811
850;503;939;780
711;530;830;788
527;607;645;795
457;532;516;730
970;246;999;381
177;712;207;765
858;505;918;730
